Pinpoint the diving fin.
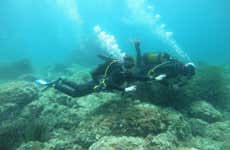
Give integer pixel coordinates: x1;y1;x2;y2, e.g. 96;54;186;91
34;79;61;91
35;79;49;85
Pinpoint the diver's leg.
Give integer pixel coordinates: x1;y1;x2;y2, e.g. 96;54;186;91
54;84;80;97
76;80;98;95
54;80;97;97
61;79;79;89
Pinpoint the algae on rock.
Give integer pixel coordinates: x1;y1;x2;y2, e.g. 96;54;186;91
188;100;223;123
89;136;146;150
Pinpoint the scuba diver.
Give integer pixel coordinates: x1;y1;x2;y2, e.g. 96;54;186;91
133;40;196;84
36;41;195;98
37;55;149;98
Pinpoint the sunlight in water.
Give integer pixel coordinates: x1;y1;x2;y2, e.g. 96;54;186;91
94;25;126;61
126;0;192;62
55;0;82;24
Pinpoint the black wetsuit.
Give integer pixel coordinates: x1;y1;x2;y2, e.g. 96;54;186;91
54;60;148;97
134;44;187;81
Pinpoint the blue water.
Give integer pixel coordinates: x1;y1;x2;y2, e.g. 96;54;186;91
0;0;230;68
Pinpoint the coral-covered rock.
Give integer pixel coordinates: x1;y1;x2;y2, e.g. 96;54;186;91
74;115;112;148
188;118;208;136
110;103;168;136
0;81;39;121
203;121;230;141
185;66;227;104
89;136;146;150
175;147;198;150
145;132;177;150
17;128;83;150
0;117;49;150
165;109;192;140
73;102;169;148
76;92;121;116
188;101;223;123
43;129;83;150
0;81;38;105
187;137;223;150
17;141;44;150
25;99;82;130
74;102;192;148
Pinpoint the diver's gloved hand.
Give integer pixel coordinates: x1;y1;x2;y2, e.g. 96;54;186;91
125;85;137;92
155;74;167;81
134;40;140;49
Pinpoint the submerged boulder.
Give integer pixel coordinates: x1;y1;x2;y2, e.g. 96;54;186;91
188;101;223;123
89;136;146;150
0;81;39;121
73;101;192;148
145;132;177;150
0;81;38;105
203;121;230;141
186;137;223;150
188;118;208;136
17;141;44;150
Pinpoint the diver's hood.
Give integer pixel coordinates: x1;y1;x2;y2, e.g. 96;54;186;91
185;62;196;68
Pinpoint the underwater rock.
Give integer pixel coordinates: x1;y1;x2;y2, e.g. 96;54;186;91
19;91;122;148
89;136;146;150
35;101;81;130
73;101;192;149
188;101;223;123
19;89;82;130
0;81;39;121
110;103;169;136
73;102;169;148
188;118;208;136
76;92;121;116
203;121;230;141
17;135;84;150
187;137;223;150
175;148;198;150
42;129;83;150
0;117;49;150
17;141;44;150
182;65;228;108
0;102;22;123
0;81;38;105
74;115;112;148
164;108;192;140
222;138;230;150
145;132;177;150
17;127;84;150
44;138;83;150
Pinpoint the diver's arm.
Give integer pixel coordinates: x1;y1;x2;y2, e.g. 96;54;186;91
105;75;125;91
134;41;142;68
151;60;184;81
